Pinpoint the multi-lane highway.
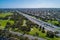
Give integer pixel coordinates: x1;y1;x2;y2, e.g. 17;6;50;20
16;10;60;33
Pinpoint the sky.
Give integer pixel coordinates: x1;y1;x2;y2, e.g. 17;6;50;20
0;0;60;8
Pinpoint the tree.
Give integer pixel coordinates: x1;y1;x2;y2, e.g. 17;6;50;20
39;26;41;31
20;26;31;34
35;32;39;36
19;35;24;40
46;31;54;38
5;22;11;30
41;27;45;33
34;38;38;40
24;37;30;40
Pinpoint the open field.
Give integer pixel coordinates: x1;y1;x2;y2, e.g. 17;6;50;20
0;12;14;29
0;12;13;18
0;20;14;29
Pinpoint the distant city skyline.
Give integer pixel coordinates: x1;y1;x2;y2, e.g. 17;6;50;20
0;0;60;8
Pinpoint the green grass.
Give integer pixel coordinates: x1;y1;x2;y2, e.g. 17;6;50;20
9;20;14;25
0;12;13;18
47;20;59;25
0;20;8;29
0;20;14;29
29;27;60;40
0;12;13;29
29;27;46;37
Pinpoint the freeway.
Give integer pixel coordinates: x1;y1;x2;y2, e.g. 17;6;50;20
16;10;60;32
